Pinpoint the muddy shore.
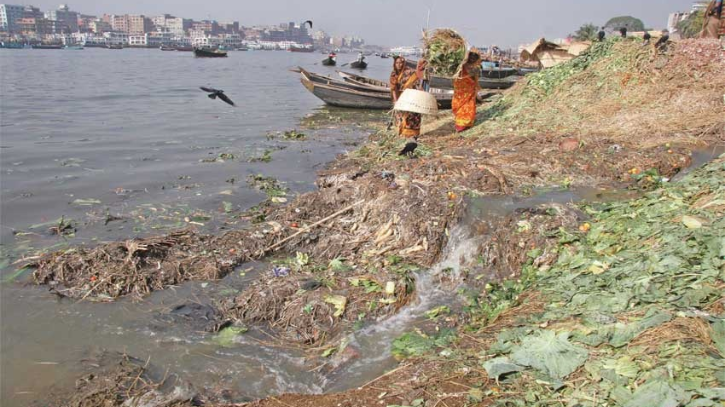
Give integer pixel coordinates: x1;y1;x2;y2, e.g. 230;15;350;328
18;38;725;405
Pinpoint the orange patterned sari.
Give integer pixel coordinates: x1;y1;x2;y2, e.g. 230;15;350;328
452;65;480;132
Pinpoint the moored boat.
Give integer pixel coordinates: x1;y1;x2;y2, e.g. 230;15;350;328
290;45;314;52
159;45;175;51
175;46;193;51
194;48;227;58
299;70;455;110
32;44;62;49
480;67;519;79
337;71;390;92
64;45;84;50
107;44;123;49
299;68;388;94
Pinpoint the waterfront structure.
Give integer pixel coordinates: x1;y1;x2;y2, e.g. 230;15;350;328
104;30;128;46
89;19;111;34
44;4;78;33
0;3;24;32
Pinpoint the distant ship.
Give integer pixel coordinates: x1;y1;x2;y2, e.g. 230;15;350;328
289;45;314;53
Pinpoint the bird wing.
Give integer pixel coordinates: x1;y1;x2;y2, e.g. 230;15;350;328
200;86;217;93
304;20;313;29
217;92;236;106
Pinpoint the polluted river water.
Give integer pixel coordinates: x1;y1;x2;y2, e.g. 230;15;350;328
2;49;725;405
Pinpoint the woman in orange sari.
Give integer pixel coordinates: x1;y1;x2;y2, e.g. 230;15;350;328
390;56;427;138
452;49;481;133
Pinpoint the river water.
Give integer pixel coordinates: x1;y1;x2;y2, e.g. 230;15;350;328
0;48;395;405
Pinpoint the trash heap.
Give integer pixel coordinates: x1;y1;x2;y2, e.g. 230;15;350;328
466;154;725;406
423;28;467;76
474;38;725;142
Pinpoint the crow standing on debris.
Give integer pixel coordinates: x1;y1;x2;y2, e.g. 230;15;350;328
399;142;418;158
200;87;235;106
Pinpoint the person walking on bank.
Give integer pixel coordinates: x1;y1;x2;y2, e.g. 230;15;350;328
452;48;481;133
701;0;723;39
390;56;427;138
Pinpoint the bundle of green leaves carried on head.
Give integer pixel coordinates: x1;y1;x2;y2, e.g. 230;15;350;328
423;28;466;77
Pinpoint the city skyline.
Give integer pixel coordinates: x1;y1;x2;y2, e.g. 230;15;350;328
13;0;699;47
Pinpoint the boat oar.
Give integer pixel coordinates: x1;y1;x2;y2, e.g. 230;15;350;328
340;62;350;67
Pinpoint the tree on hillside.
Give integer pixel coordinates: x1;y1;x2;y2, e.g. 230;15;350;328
572;23;599;41
676;11;704;38
603;16;645;33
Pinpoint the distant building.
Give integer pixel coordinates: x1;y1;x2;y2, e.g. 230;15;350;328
89;19;111;34
45;4;79;33
191;20;219;35
16;17;54;36
111;14;152;35
22;5;42;19
77;14;96;32
0;4;24;32
152;14;191;36
104;31;127;45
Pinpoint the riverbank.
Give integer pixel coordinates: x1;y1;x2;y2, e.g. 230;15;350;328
25;37;725;405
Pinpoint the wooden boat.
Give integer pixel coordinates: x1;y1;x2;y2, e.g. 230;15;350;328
107;44;123;49
350;60;368;70
194;48;227;58
159;45;175;51
290;45;314;53
322;55;337;66
299;68;388;94
429;74;519;90
300;70;454;110
337;71;390;92
175;46;193;51
64;45;84;50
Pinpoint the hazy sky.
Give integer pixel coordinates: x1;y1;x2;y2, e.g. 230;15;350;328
30;0;694;46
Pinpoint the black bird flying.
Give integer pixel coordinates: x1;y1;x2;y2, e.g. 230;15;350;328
302;20;313;29
200;87;235;106
399;142;418;158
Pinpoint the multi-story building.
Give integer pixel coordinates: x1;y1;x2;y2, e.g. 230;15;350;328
219;21;239;34
0;4;24;32
127;14;151;35
191;20;219;35
104;31;127;45
110;14;127;32
152;14;191;36
128;33;147;47
16;17;54;36
147;30;174;47
22;5;42;19
45;4;78;33
89;19;111;34
77;14;96;32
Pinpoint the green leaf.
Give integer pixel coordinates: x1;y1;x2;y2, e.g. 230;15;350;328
623;379;687;407
213;326;248;347
324;295;347;317
712;319;725;357
482;356;524;379
610;309;672;348
510;330;589;380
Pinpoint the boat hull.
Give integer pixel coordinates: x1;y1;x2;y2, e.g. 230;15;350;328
322;58;336;66
350;61;368;70
194;48;227;57
300;71;453;110
300;68;388;94
429;75;519;90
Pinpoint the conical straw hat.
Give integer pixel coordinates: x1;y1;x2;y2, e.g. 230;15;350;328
394;89;439;115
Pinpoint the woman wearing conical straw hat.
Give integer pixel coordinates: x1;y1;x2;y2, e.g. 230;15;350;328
390;56;427;138
452;48;482;133
701;0;723;39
